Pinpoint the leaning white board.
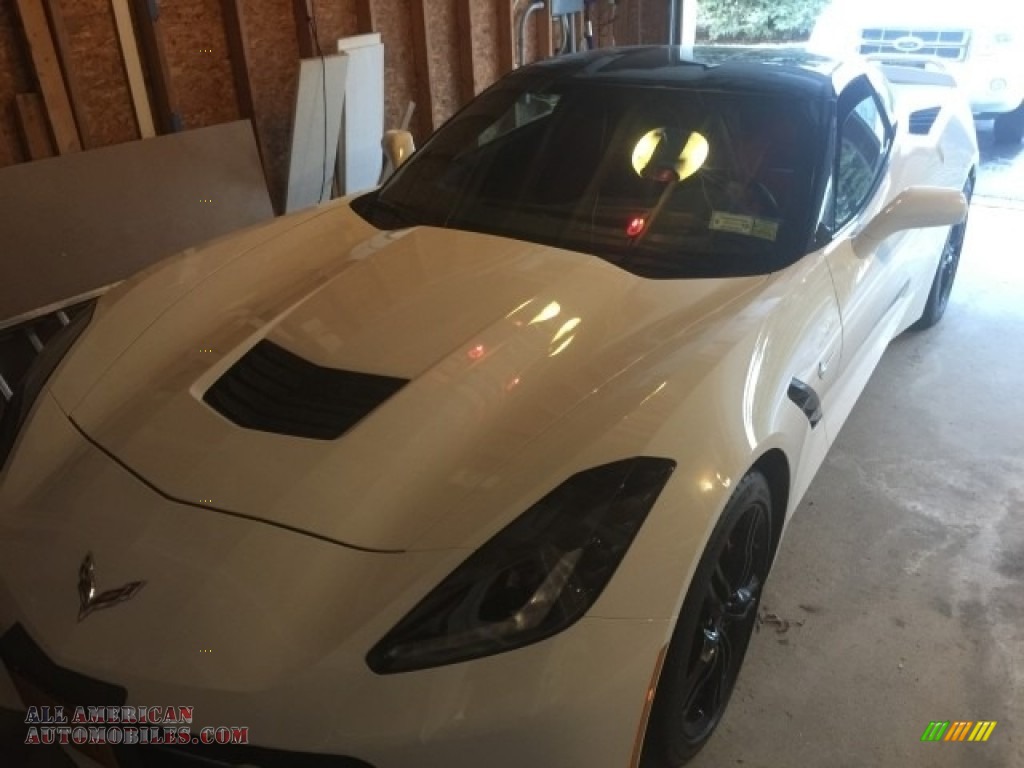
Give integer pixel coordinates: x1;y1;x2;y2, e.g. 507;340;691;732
285;54;349;213
337;33;385;194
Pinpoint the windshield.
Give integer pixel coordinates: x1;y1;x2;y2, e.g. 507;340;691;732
354;78;828;279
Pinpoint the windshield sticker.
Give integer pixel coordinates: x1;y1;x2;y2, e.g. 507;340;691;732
709;212;779;242
751;218;780;241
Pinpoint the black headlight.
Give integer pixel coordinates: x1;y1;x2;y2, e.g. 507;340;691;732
0;301;95;471
367;456;676;674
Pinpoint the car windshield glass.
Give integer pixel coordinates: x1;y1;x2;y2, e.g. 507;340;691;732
355;79;827;279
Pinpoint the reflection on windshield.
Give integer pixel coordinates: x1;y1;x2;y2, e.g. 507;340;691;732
353;79;827;279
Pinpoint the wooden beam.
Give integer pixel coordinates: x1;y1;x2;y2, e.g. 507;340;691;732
408;0;434;136
110;0;155;138
13;0;81;154
536;1;553;60
496;0;514;74
220;0;271;193
43;0;97;148
455;0;476;103
131;0;181;132
293;0;314;58
14;93;56;160
354;0;375;34
220;0;256;124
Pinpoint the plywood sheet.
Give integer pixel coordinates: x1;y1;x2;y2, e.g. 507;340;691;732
456;0;476;103
285;54;348;212
0;120;273;328
310;0;359;48
56;0;138;147
0;1;36;167
337;33;383;194
408;0;433;137
241;0;300;212
160;0;240;130
424;0;459;128
495;0;513;74
469;0;499;95
373;0;415;134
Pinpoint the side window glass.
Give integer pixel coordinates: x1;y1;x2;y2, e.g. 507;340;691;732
835;91;888;227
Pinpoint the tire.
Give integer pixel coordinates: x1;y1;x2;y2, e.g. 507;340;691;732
640;471;773;767
993;102;1024;146
910;174;974;331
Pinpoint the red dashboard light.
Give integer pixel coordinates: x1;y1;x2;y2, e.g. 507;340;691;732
626;217;646;237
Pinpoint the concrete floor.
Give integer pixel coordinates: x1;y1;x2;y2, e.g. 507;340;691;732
692;129;1024;767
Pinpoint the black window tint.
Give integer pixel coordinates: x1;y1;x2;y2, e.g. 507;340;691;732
835;80;890;228
354;79;829;279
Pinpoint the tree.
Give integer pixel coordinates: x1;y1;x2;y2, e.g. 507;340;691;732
697;0;832;42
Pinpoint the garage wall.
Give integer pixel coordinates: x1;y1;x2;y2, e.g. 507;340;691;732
0;0;669;207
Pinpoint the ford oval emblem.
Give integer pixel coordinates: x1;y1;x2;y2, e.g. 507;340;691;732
893;35;925;52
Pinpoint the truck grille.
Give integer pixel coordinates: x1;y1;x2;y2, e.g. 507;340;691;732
859;28;971;61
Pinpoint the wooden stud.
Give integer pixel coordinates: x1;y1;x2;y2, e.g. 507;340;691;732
14;93;56;160
13;0;81;154
131;0;181;132
219;0;257;125
293;0;315;58
354;0;375;34
455;0;476;103
536;1;553;60
496;0;515;74
220;0;271;190
408;0;434;136
110;0;155;138
43;0;97;148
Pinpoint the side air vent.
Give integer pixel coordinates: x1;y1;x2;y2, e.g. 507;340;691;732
909;107;941;136
204;341;408;440
0;301;93;423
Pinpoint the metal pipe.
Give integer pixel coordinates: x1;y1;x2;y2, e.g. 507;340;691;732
517;1;546;68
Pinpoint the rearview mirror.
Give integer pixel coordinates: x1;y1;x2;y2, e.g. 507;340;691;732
380;129;415;183
854;186;967;256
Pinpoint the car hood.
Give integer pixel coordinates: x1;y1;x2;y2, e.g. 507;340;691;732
56;205;763;551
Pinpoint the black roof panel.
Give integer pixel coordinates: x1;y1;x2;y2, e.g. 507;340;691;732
521;45;841;101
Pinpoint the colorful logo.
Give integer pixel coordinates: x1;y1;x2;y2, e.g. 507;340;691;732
921;721;997;742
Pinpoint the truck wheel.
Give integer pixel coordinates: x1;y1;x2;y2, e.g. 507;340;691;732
993;101;1024;145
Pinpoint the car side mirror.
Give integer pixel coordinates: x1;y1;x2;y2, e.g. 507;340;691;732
853;186;967;256
380;129;415;183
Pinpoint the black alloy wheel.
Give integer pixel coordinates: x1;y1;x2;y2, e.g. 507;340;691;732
911;174;974;331
641;471;773;767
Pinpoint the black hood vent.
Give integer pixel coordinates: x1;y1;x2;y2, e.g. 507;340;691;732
204;340;408;440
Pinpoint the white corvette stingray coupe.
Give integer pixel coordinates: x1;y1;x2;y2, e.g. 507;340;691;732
0;47;977;767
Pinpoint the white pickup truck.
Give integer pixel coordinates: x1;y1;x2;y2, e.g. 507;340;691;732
809;0;1024;143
